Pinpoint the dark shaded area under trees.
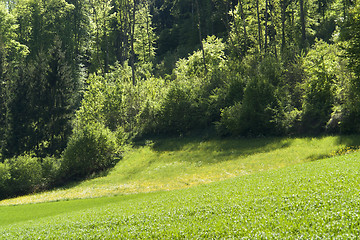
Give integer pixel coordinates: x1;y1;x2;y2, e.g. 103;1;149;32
0;0;360;199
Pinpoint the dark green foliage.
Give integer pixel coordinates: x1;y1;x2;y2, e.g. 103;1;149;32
219;78;283;136
41;157;62;188
61;123;119;180
301;80;333;134
340;4;360;133
0;162;10;198
159;85;201;134
218;55;285;136
36;38;80;156
301;40;345;134
155;0;229;70
342;4;360;77
0;155;63;199
5;155;42;196
3;38;79;158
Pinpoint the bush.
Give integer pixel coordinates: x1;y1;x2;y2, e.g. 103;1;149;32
0;162;10;198
301;40;338;134
5;155;42;196
41;157;62;187
217;102;243;136
159;85;203;134
218;78;283;136
61;123;119;180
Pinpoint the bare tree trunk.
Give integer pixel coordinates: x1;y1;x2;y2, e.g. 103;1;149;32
130;0;136;85
264;0;269;53
256;0;262;54
195;0;207;74
238;0;247;41
124;1;130;63
146;0;151;61
299;0;306;51
103;4;109;73
281;0;286;52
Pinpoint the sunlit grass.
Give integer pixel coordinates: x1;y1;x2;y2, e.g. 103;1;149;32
1;150;360;238
1;135;359;206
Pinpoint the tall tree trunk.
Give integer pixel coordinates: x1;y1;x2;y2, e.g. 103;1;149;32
299;0;306;51
103;6;109;73
195;0;207;74
130;0;136;85
281;0;286;52
264;0;269;53
238;0;247;41
146;0;151;61
256;0;262;53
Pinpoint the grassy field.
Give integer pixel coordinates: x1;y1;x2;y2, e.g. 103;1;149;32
1;147;360;238
1;135;358;205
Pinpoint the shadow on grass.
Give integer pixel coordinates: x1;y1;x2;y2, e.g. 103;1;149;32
148;136;293;164
335;135;360;147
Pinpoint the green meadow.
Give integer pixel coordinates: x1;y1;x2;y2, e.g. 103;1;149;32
1;136;360;238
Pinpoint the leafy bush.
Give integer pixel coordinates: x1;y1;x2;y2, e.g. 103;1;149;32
217;102;243;136
76;67;170;139
0;162;10;198
41;157;62;187
61;123;119;180
159;85;199;134
301;40;339;134
219;78;283;136
174;36;227;80
159;36;230;134
5;155;42;196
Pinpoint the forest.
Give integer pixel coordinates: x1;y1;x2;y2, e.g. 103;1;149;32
0;0;360;199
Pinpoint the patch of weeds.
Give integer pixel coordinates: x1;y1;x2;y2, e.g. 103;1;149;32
330;146;360;157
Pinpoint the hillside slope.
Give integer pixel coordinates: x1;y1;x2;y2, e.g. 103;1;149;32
1;148;360;238
0;136;358;206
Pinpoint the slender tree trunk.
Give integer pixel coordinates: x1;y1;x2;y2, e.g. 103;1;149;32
256;0;262;53
299;0;306;51
122;1;130;63
146;0;151;61
238;0;247;41
281;0;286;52
195;0;207;74
131;0;136;85
264;0;269;53
103;5;109;73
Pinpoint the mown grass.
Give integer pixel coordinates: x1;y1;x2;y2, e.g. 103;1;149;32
1;150;360;238
1;135;359;205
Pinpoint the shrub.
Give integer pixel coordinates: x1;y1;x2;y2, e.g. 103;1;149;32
61;123;119;180
5;155;42;196
0;162;10;198
41;157;62;187
300;40;348;134
218;78;283;136
159;85;203;134
217;102;243;136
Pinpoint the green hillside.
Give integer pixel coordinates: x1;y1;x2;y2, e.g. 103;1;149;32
1;1;360;237
2;0;360;203
1;139;360;238
1;136;357;206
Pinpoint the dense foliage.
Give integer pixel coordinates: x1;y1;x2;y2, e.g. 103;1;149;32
0;0;360;198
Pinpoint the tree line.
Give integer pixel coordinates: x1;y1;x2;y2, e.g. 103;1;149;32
0;0;360;198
